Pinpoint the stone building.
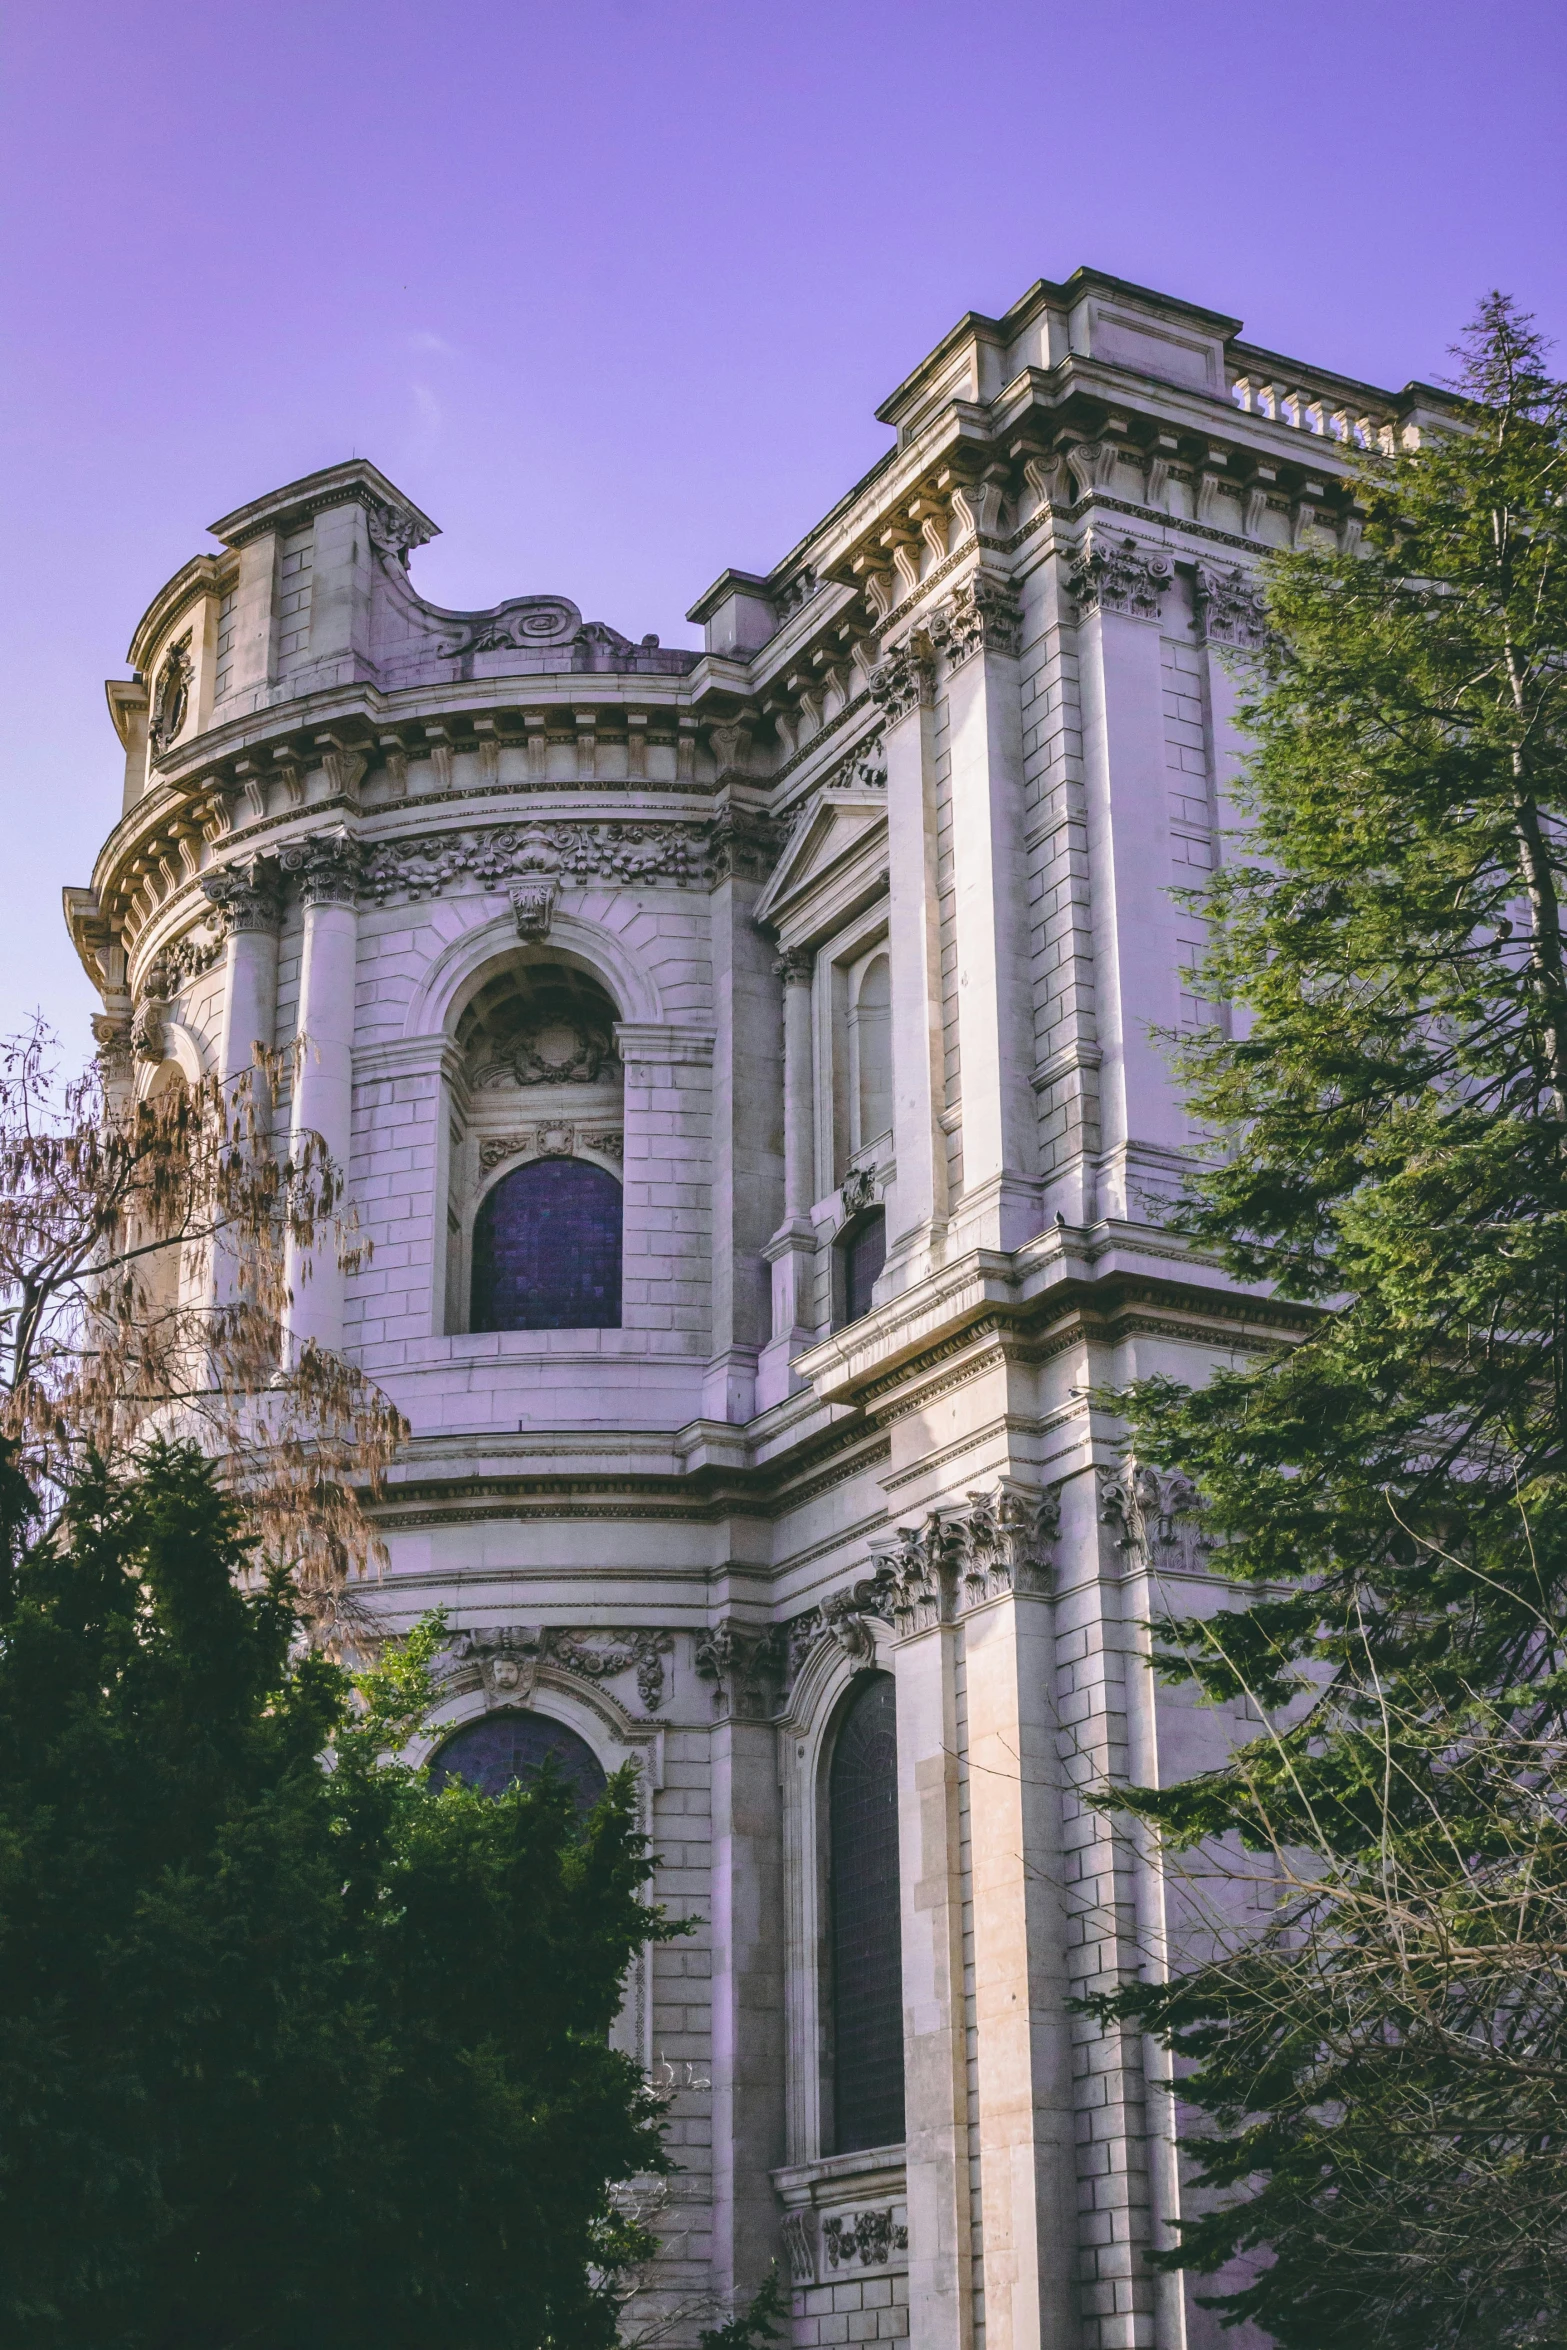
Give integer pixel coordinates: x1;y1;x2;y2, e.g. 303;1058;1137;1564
66;267;1450;2350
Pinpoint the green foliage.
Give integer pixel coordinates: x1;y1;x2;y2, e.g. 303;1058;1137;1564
697;2270;786;2349
1085;296;1567;2349
0;1437;677;2348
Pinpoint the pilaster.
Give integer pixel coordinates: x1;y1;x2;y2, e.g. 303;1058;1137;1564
279;830;360;1358
883;1528;973;2350
704;1639;789;2305
876;639;947;1293
932;575;1042;1254
705;843;784;1423
757;947;816;1412
1071;536;1186;1213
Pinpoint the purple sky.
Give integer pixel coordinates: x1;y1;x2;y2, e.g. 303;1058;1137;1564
4;0;1563;1048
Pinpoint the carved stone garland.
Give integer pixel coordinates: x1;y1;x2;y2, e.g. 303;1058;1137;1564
434;1623;675;1714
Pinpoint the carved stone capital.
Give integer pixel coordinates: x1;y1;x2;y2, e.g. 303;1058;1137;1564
694;1619;785;1720
951;1480;1061;1607
279;829;360;907
1098;1455;1212;1574
1193;560;1269;650
774;947;814;986
1066;532;1173;621
91;1012;134;1080
869;634;935;723
709;805;782;884
931;575;1023;669
201;855;283;936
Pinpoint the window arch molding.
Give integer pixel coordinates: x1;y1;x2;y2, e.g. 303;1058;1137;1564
406;905;663;1042
776;1604;902;2166
409;1667;663;2068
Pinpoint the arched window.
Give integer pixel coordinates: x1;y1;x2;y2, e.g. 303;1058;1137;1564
828;1671;904;2153
836;1209;886;1329
852;953;892;1153
428;1710;607;1810
471;1157;622;1331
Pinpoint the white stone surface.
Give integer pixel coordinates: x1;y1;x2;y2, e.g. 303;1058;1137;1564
66;266;1438;2350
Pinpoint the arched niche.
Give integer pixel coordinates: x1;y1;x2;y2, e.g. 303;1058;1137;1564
851;952;892;1155
443;956;627;1335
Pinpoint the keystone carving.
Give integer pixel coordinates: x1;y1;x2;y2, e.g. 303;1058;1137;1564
507;827;563;939
1193;560;1270;650
478;1129;623;1170
840;1165;879;1219
1066;533;1173;621
130;959;177;1063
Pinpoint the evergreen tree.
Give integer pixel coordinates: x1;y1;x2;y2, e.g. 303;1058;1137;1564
0;1439;675;2349
1085;296;1567;2349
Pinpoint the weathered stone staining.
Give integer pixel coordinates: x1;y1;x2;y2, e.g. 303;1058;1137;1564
65;266;1454;2350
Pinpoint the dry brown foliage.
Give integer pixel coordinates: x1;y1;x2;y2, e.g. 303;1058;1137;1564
0;1019;406;1639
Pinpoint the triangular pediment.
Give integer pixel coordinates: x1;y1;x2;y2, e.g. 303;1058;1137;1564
754;787;888;932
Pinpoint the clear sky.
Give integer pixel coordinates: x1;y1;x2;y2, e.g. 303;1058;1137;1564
3;0;1563;1049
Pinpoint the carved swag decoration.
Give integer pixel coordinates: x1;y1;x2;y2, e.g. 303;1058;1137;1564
435;1624;674;1714
823;2210;909;2271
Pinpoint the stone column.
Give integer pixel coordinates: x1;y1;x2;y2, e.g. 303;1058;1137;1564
952;1490;1080;2350
876;637;947;1291
933;576;1040;1254
757;947;816;1411
702;1628;788;2305
279;830;359;1358
201;856;283;1097
885;1528;974;2350
1071;536;1185;1217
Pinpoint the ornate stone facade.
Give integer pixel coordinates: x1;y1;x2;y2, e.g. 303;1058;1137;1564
66;268;1454;2350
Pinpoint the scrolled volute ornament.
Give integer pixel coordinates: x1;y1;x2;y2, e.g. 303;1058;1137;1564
1066;532;1173;621
201;855;283;936
1193;559;1270;651
279;828;360;906
1098;1455;1211;1575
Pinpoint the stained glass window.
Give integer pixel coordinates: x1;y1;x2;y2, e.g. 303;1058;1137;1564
427;1710;608;1809
471;1156;622;1331
828;1671;905;2152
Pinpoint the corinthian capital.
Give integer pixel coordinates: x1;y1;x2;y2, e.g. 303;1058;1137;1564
201;855;283;936
1193;560;1269;650
279;829;360;907
869;634;935;723
1066;532;1173;621
931;575;1023;670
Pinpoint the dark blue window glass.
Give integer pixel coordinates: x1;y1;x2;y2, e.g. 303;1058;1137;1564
428;1710;607;1809
829;1672;905;2152
839;1209;886;1328
471;1157;622;1331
